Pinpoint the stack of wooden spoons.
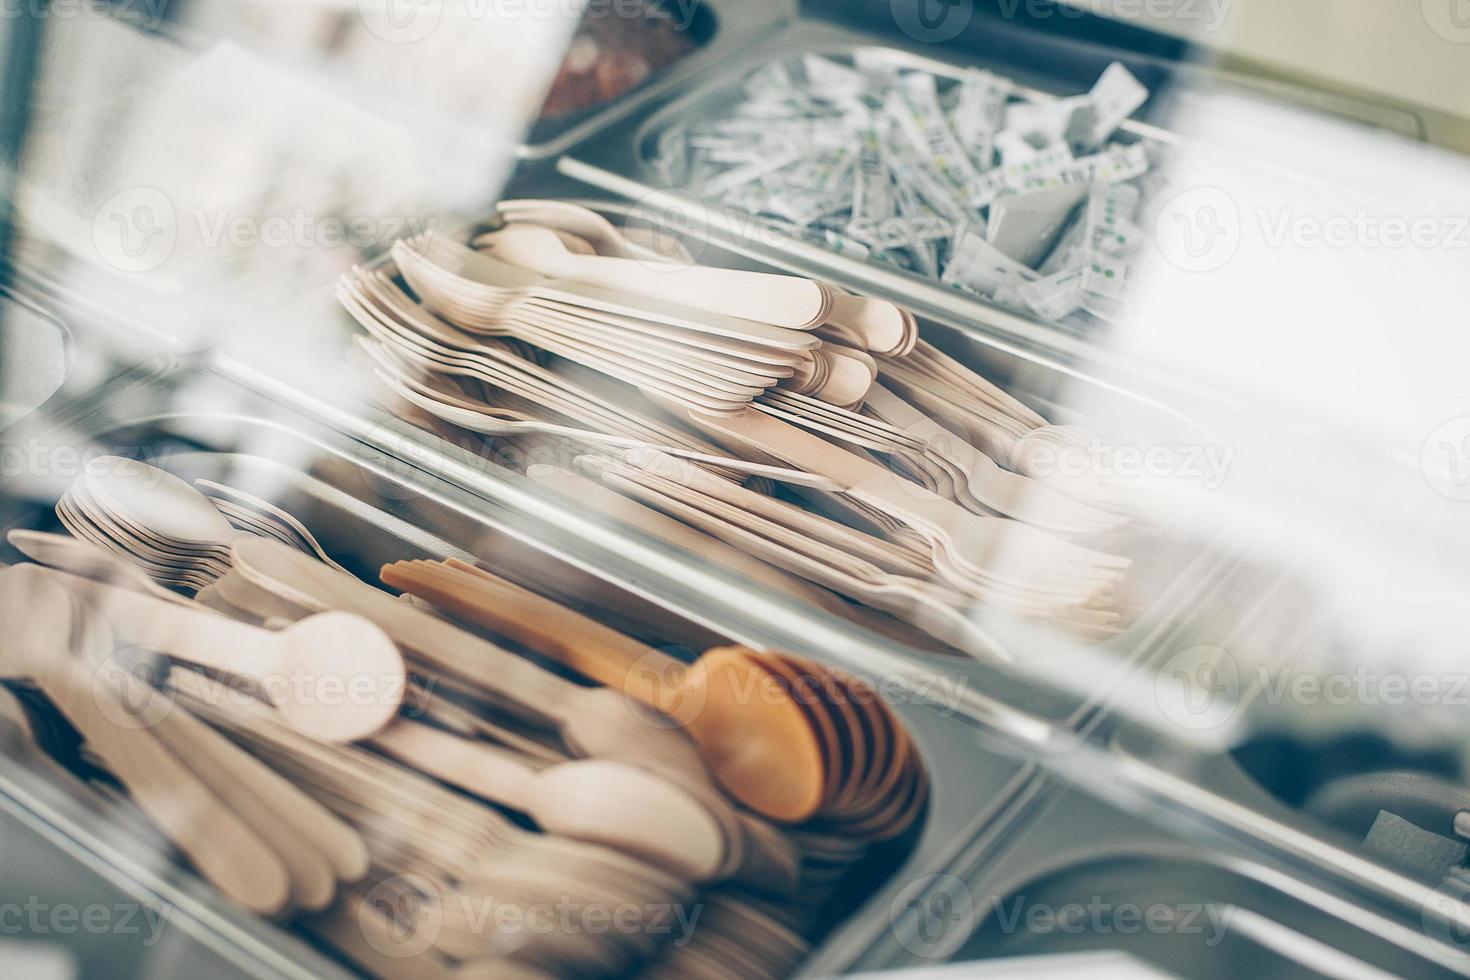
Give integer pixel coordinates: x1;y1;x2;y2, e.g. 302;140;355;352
0;563;371;918
380;557;928;838
5;492;930;978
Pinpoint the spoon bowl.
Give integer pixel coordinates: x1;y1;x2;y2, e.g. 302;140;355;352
268;612;409;742
525;759;728;881
640;645;829;824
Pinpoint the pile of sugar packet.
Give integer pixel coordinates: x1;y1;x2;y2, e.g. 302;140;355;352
651;54;1165;331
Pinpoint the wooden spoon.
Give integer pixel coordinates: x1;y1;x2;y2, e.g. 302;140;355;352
7;530;204;608
229;537;712;781
491;200;694;264
379;559;828;822
0;565;292;914
82;456;245;553
475;224;831;330
369;718;728;881
32;566;405;742
823;289;915;356
66;591;348;911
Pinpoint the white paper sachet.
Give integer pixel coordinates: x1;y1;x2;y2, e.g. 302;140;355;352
906;240;941;279
853;49;903;84
885;147;974;224
1085;183;1145;257
1081;255;1136;301
986;183;1088;267
698;148;803;197
802;54;868;105
1085;62;1149;148
886;75;986;198
849;125;898;237
966;145;1074;208
765;190;850;227
1035;212;1086;276
1017;266;1089;320
884;174;960;250
782;145;856;194
949;69;1011;170
1084;143;1150;183
1006;143;1149;197
941;231;1039;295
993;129;1056;166
1005;96;1096;151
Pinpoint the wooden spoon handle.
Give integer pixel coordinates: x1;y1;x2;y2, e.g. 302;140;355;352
524;463;864;616
35;568;285;676
231;538;572;712
690;409;1121;585
379;560;677;712
369;718;537;811
553;253;830;330
823;292;908;353
687;407;953;539
148;704;338;911
147;685;369;885
39;659;291;915
5;530;196;608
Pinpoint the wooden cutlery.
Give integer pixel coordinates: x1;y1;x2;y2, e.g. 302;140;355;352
369;717;736;882
0;565;292;914
475;223;833;330
6;452;934;978
27;565;406;743
380;558;928;837
337;205;1148;651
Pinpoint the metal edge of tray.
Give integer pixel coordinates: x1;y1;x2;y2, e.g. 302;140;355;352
0;759;353;980
1082;584;1470;948
914;772;1470;977
0;279;188;441
15;373;1052;979
516;0;798;161
1;283;76;431
802;765;1051;976
831;691;1470;975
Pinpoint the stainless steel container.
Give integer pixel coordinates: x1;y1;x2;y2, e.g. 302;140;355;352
519;0;795;161
552;18;1422;367
1085;565;1470;943
925;777;1470;978
0;362;1035;979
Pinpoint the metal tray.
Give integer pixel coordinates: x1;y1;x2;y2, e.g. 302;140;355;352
518;0;794;161
0;288;72;434
218;185;1229;736
1078;564;1470;946
555;20;1174;366
554;19;1421;369
0;284;185;447
0;362;1038;979
930;778;1470;978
